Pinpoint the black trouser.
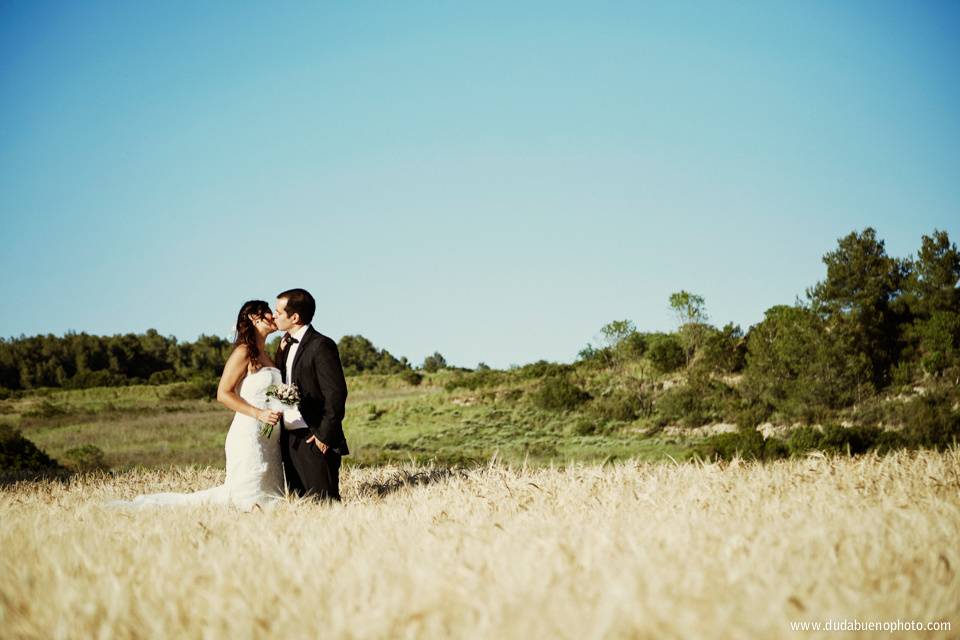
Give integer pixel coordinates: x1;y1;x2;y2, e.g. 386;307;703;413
280;428;341;501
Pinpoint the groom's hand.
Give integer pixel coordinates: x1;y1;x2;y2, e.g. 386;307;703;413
306;435;328;454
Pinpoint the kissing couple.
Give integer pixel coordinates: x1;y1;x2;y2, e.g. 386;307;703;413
110;288;349;511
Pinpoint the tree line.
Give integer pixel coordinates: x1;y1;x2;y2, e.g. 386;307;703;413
0;329;448;392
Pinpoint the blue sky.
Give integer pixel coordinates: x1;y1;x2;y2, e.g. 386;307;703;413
1;1;957;368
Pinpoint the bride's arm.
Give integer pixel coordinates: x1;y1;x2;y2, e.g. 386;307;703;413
216;346;280;424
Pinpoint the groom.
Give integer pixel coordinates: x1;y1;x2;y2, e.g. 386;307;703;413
274;288;349;501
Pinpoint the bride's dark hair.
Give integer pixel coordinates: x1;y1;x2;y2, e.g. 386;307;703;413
234;300;272;371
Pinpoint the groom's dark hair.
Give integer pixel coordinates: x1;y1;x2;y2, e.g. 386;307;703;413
277;288;316;325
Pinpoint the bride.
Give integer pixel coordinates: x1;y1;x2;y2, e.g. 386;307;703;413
109;300;285;511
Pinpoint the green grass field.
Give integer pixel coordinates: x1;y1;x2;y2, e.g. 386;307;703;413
0;373;691;470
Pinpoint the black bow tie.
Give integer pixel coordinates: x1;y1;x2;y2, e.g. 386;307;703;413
281;334;299;349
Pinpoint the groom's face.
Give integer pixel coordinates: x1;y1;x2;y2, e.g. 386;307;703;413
274;298;298;332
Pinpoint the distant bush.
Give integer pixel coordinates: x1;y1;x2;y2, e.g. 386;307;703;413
400;370;423;387
897;391;960;449
622;333;648;359
164;379;218;401
785;424;888;457
696;428;787;461
147;370;180;385
577;344;613;368
729;398;773;430
0;423;64;479
873;430;908;454
656;377;736;427
568;417;608;436
589;390;651;422
514;361;574;380
339;335;409;375
444;369;504;391
818;424;883;455
646;334;685;373
785;426;822;456
699;323;746;374
63;444;108;471
917;311;960;376
531;375;591;412
422;352;448;373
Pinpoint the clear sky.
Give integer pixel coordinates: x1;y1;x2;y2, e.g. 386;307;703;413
1;1;958;368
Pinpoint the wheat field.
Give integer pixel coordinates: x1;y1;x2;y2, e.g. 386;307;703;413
2;450;958;639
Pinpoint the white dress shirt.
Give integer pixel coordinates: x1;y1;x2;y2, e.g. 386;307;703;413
282;324;311;431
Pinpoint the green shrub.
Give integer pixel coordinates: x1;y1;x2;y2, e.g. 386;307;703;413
400;370;423;387
588;390;650;422
647;334;685;373
0;424;64;479
786;424;891;457
444;369;503;391
422;352;447;373
696;428;777;461
338;334;408;375
699;323;747;373
531;375;591;411
568;417;608;436
515;361;574;380
577;344;614;368
164;378;218;401
656;377;734;427
786;426;822;456
818;424;882;455
848;395;890;428
898;391;960;449
148;370;180;385
763;436;790;459
63;444;108;471
657;385;708;426
918;311;960;376
874;429;908;454
730;399;773;430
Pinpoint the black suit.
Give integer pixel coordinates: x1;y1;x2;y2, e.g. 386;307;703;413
277;326;349;500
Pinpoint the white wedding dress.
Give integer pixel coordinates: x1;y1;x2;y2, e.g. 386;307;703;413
109;367;285;511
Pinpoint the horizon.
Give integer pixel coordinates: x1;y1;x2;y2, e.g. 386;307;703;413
2;2;957;368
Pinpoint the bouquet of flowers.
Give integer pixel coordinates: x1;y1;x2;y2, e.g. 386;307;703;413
258;383;301;438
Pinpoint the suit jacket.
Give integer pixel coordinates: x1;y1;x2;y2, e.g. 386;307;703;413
279;327;350;455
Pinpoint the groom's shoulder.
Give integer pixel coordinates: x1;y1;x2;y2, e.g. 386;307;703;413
308;327;337;350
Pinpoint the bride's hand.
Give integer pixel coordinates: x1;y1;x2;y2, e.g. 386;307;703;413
257;409;281;425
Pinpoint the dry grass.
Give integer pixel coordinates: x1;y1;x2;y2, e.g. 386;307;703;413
2;450;959;639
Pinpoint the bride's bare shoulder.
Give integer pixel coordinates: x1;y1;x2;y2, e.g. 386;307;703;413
222;345;251;373
226;344;250;360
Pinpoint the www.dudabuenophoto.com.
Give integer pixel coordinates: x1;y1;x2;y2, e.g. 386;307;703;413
790;619;952;633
